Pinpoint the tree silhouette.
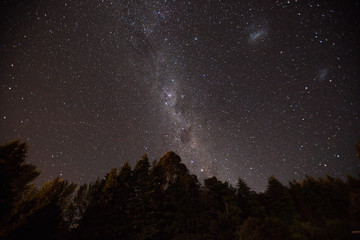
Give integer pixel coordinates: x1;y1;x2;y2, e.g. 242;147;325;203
236;178;263;221
265;176;297;223
9;177;77;239
0;140;359;240
0;140;40;222
0;140;40;238
0;140;76;239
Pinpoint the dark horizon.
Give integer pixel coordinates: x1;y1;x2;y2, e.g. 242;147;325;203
23;139;360;193
1;140;359;240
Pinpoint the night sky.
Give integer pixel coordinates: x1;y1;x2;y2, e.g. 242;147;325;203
1;0;359;191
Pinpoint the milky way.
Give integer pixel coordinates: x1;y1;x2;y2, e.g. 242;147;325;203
1;1;359;191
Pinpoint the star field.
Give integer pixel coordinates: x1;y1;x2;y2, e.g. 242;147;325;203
1;0;359;191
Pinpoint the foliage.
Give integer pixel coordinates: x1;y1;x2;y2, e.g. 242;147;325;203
0;140;40;222
0;140;76;239
0;140;359;239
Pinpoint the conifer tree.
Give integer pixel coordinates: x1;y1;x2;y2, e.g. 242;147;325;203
0;140;40;223
265;176;296;223
236;178;263;220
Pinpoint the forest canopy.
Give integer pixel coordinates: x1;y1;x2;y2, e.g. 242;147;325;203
0;140;359;240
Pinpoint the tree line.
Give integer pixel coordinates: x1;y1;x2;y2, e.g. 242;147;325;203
0;140;359;240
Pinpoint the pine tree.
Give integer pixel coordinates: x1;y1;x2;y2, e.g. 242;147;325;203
236;178;263;220
203;176;238;239
0;140;40;223
265;176;296;223
0;140;40;238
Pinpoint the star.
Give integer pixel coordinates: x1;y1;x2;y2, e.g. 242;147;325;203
0;0;359;192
